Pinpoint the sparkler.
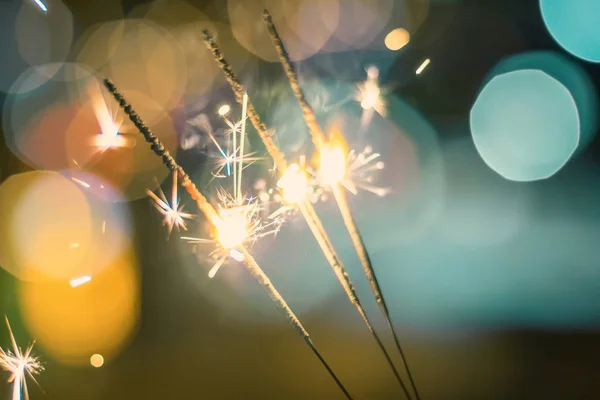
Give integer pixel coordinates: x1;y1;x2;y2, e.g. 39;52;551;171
103;79;354;400
0;317;43;400
314;142;391;198
182;188;283;279
146;172;194;238
203;22;413;399
262;10;420;399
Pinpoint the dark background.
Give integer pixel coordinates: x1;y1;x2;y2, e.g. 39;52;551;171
2;0;600;398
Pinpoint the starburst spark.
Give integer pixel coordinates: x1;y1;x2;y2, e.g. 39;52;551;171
146;172;194;238
181;189;284;278
0;317;43;400
314;144;390;198
87;81;135;152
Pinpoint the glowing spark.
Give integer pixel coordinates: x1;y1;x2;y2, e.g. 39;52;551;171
87;81;135;151
356;66;388;126
69;242;80;249
313;145;390;198
229;249;245;262
416;58;431;75
278;163;309;204
32;0;47;12
90;354;104;368
218;104;231;116
146;172;194;238
0;317;43;400
70;275;92;288
102;220;106;234
71;177;90;188
181;190;283;278
319;145;347;186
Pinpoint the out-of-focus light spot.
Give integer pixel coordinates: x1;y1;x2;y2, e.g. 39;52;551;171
218;104;231;116
32;0;47;12
69;275;92;288
229;249;245;262
2;63;103;170
228;0;338;61
90;354;104;368
0;171;93;281
487;51;597;152
0;0;72;94
384;28;410;51
278;164;309;204
470;70;580;181
77;19;187;115
0;170;132;282
416;58;431;75
540;0;600;63
19;251;140;365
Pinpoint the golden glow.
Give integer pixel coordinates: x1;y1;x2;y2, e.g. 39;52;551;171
217;104;231;116
19;250;140;365
215;213;248;249
90;354;104;368
319;145;347;186
385;28;410;51
278;163;308;204
360;85;381;110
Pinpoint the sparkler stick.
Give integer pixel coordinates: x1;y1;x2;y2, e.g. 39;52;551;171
103;79;354;400
262;10;421;400
203;29;412;400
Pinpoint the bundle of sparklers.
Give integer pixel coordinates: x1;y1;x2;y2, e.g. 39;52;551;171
2;11;418;400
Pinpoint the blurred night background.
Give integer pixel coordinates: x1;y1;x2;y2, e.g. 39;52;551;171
2;0;600;398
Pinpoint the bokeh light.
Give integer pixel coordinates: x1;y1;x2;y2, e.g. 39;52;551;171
90;354;105;368
334;150;600;331
470;69;580;181
0;171;131;282
228;0;338;61
0;0;73;93
487;51;598;150
384;28;410;51
540;0;600;63
19;250;140;365
2;63;100;170
96;19;188;115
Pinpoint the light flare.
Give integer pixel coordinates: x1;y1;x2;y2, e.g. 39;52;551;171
69;275;92;288
32;0;47;12
146;172;194;238
278;163;309;204
182;190;283;278
319;144;347;186
88;81;135;151
356;66;388;128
